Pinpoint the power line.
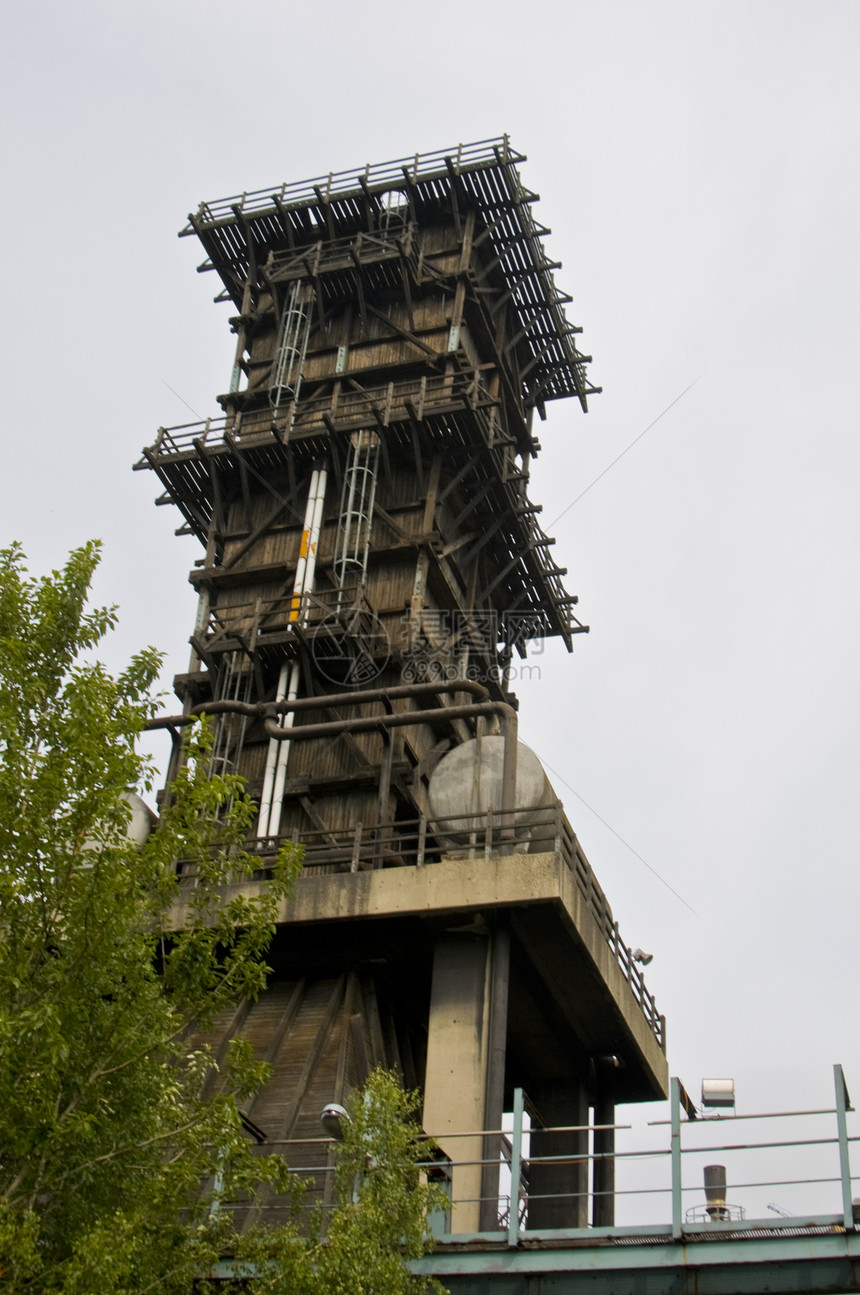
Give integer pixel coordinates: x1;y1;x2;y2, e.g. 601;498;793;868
541;757;699;916
548;377;700;529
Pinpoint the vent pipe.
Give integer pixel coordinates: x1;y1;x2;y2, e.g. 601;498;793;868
704;1164;728;1222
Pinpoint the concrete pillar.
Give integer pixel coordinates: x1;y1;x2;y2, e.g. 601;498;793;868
422;925;509;1233
592;1094;616;1227
527;1080;589;1229
480;924;510;1232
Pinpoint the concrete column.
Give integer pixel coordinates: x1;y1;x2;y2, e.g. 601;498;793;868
422;925;508;1234
527;1080;589;1229
480;923;510;1232
592;1094;616;1227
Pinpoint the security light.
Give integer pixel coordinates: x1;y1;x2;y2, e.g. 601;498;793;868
320;1102;351;1140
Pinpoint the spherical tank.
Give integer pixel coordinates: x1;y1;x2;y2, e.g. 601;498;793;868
122;791;157;846
427;736;558;853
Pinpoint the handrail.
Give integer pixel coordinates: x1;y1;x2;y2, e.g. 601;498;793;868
137;371;499;466
183;138;518;229
215;1070;856;1245
172;797;663;1049
196;584;375;651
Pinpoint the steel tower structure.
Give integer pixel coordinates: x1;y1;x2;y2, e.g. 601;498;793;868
138;137;667;1233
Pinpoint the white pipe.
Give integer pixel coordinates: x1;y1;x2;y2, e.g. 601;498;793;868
257;469;320;838
188;587;210;672
302;468;327;607
256;659;288;837
289;468;320;623
266;661;301;836
267;467;328;838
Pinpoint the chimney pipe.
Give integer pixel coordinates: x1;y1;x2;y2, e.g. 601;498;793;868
704;1164;728;1221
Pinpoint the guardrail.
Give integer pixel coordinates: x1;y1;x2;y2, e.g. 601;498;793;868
138;370;500;466
222;1066;858;1246
248;800;664;1051
267;225;419;285
198;584;375;652
184;137;519;228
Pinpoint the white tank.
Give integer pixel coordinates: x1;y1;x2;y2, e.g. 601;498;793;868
121;791;157;846
427;736;558;854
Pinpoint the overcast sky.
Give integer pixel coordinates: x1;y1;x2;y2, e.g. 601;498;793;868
3;0;858;1218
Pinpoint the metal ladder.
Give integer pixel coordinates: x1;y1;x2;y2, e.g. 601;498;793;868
334;429;380;593
269;281;314;420
208;650;253;812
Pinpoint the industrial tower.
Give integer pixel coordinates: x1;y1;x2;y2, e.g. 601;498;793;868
138;138;667;1233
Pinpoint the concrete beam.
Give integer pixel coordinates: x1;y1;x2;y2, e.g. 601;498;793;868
174;851;667;1101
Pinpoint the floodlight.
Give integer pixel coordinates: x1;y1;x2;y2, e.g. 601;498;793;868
701;1078;735;1109
320;1102;351;1140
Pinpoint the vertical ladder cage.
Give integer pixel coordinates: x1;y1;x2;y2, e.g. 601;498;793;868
208;649;254;816
269;281;314;417
334;429;380;594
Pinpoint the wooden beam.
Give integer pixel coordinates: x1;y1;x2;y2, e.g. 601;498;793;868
372;501;411;542
398;250;416;332
272;195;297;252
405;415;426;498
312;186;336;239
194;440;225;544
437;458;477;506
358;173;378;232
471;208;513;252
458;207;476;274
321;707;375;771
476;540;540;606
459;513;507;571
504;311;543;355
444;157;462;239
450;478;494;528
365;303;441;362
520;339;559;383
422;453;443;532
437;530;479;559
299;795;340;845
223;494;288;571
348;247;369;333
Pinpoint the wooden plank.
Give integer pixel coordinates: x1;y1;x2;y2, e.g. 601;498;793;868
363;303;442;362
276;976;347;1140
223;494;289;571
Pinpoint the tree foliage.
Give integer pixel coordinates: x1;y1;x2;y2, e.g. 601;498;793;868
236;1069;448;1295
0;544;445;1293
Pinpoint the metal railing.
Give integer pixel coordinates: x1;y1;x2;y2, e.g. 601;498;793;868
196;584;375;655
248;801;663;1050
224;1066;857;1247
140;370;499;464
184;137;518;228
267;225;418;286
429;1068;859;1241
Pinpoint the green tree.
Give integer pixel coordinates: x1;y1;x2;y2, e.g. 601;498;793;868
0;543;445;1294
238;1069;448;1295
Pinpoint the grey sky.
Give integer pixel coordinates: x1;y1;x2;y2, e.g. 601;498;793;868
3;0;858;1212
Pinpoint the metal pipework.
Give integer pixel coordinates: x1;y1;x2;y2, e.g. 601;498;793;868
259;701;517;849
259;464;328;839
147;679;494;729
145;680;517;851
